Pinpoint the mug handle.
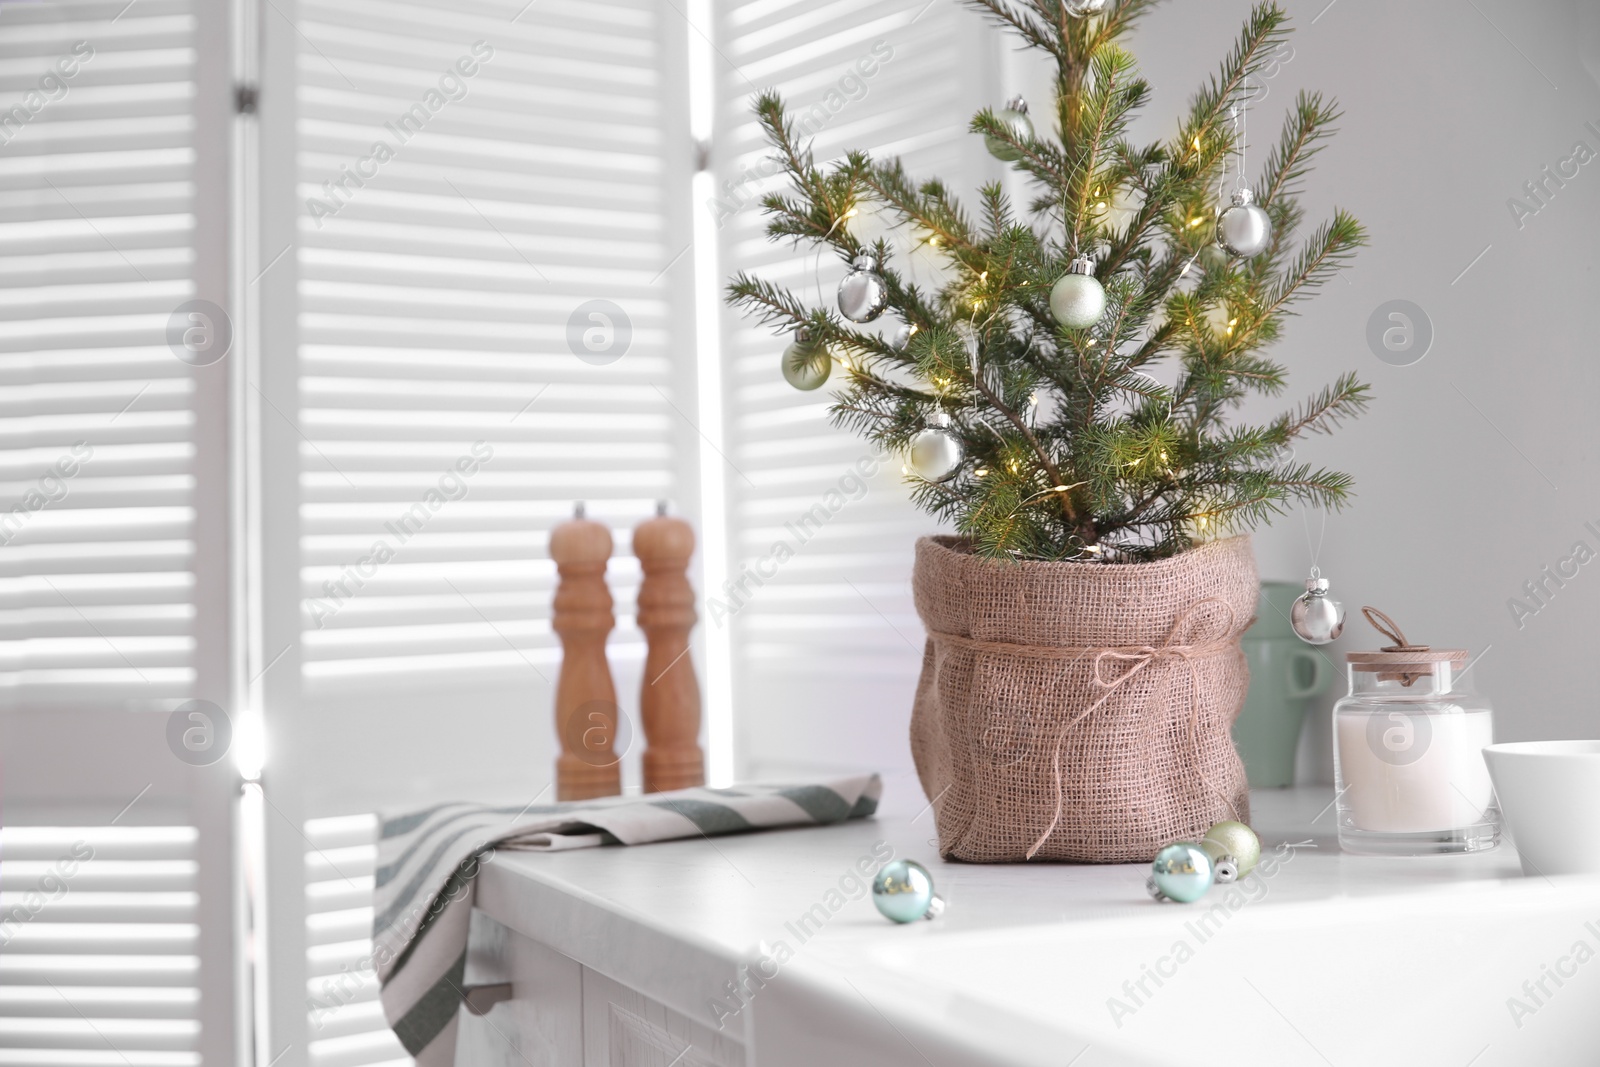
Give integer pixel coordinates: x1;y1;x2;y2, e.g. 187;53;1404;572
1285;647;1330;700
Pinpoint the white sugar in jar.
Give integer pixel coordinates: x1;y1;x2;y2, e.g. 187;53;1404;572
1332;645;1499;855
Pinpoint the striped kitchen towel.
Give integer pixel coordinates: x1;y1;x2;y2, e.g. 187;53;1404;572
371;774;881;1066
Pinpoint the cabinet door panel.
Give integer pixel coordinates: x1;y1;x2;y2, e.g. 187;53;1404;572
582;967;745;1067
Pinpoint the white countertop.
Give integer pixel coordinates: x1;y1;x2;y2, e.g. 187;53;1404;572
474;782;1600;1067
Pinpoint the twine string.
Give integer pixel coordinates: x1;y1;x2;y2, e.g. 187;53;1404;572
1360;604;1432;687
1361;605;1427;652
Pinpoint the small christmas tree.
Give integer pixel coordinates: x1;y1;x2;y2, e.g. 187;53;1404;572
727;0;1367;562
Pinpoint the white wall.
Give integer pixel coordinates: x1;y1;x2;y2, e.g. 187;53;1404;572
1114;0;1600;771
836;0;1600;788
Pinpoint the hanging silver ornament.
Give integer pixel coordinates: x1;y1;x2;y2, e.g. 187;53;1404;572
1215;188;1272;258
909;411;963;482
1291;572;1346;645
985;96;1034;162
1049;255;1106;330
1064;0;1107;15
837;253;889;323
781;329;831;391
892;320;917;350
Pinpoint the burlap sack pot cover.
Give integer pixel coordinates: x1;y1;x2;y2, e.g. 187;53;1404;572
910;534;1258;863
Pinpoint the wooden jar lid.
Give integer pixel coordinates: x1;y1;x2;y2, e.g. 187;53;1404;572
1346;648;1468;671
1344;606;1472;678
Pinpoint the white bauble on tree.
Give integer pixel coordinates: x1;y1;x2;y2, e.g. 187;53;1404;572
1216;188;1272;258
781;329;831;391
1049;256;1106;330
909;412;963;482
984;96;1033;162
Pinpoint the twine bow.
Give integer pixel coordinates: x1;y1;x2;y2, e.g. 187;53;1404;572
1007;599;1241;860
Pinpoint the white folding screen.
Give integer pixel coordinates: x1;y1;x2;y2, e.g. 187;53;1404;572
294;12;689;702
0;0;1006;1060
0;0;211;707
252;1;700;1064
708;0;1000;782
278;0;703;796
0;0;237;1065
301;814;396;1067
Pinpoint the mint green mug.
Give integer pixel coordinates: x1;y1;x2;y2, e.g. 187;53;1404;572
1233;581;1334;787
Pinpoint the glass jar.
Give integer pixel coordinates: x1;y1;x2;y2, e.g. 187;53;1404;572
1332;649;1499;855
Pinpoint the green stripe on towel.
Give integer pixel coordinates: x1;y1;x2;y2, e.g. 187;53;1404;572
776;785;852;823
647;798;753;835
392;948;468;1056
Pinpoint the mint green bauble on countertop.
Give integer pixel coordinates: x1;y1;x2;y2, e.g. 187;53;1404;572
1204;820;1262;880
1146;843;1214;904
872;860;944;923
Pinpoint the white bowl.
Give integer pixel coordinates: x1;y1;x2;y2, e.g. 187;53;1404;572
1483;740;1600;877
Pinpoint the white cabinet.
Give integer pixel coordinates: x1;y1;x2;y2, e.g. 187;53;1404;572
460;913;746;1067
458;914;583;1067
582;968;745;1067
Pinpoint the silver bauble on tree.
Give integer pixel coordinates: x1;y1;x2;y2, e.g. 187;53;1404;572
984;96;1033;162
1049;256;1106;330
1064;0;1107;15
1290;574;1345;645
1216;188;1272;258
909;412;963;482
781;329;831;391
837;253;889;323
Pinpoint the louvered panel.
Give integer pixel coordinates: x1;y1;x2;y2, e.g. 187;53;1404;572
0;0;200;707
0;826;201;1067
294;0;683;694
714;1;995;775
303;815;409;1067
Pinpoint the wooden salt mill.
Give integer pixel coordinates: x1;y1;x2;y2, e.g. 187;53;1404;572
634;502;704;792
550;503;621;800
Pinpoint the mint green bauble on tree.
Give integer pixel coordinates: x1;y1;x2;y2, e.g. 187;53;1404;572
984;96;1033;161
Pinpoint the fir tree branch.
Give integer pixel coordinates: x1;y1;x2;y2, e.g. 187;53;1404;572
971;111;1072;189
1065;48;1145;254
1259;209;1365;315
1259;91;1340;208
969;365;1082;530
862;161;979;259
1178;3;1290;175
1276;371;1371;438
754;91;823;199
961;0;1060;56
1091;0;1162;47
725;273;809;331
1096;143;1173;275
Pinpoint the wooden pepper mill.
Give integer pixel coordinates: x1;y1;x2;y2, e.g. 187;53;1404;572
634;502;704;792
550;502;622;800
